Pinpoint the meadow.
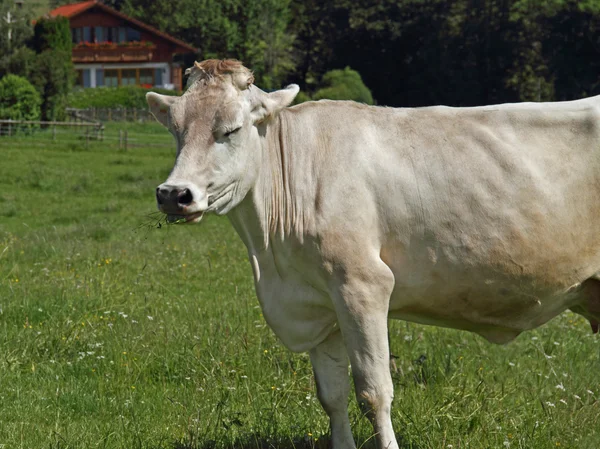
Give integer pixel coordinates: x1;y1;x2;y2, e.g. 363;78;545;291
0;123;598;449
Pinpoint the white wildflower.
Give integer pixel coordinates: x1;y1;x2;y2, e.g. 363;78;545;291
545;402;555;408
556;383;565;391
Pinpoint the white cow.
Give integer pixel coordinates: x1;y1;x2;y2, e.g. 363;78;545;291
148;59;600;449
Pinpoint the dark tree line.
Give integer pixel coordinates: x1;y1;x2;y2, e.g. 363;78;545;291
5;0;600;106
116;0;600;106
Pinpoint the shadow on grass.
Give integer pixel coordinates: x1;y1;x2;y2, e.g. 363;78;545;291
170;433;421;449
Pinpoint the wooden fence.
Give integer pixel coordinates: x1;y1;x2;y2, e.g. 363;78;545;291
0;119;173;151
66;107;154;123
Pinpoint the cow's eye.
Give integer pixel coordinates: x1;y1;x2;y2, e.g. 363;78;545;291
223;127;241;138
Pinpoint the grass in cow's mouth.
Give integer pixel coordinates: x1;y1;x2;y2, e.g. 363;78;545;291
0;126;599;449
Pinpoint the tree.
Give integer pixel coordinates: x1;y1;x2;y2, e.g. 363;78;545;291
30;16;74;121
121;0;295;88
0;0;34;56
32;15;72;53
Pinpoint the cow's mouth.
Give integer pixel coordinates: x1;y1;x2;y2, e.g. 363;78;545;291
166;211;204;224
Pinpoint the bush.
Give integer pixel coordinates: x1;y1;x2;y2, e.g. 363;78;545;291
0;74;42;121
0;74;41;135
313;67;374;105
68;86;180;109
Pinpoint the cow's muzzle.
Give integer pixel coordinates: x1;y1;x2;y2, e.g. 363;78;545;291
156;182;207;223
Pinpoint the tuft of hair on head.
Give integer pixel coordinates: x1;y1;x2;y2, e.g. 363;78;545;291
185;59;254;91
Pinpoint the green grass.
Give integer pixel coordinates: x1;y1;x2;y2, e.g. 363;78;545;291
0;126;599;449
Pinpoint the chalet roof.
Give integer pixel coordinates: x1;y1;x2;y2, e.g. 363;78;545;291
48;0;197;53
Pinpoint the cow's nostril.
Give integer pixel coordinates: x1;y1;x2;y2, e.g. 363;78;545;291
156;187;164;204
178;188;193;205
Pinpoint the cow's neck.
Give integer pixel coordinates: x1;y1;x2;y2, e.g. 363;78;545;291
229;110;317;252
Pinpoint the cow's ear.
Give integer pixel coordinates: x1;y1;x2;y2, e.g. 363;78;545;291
251;84;299;123
146;92;177;128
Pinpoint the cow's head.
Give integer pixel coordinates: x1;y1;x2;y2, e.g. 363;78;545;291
148;59;298;223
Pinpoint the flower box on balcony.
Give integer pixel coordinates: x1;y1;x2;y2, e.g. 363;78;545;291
72;42;156;63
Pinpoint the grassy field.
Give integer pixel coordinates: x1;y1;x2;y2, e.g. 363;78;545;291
0;124;599;449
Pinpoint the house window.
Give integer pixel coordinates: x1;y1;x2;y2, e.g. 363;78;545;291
139;69;153;86
94;26;103;42
83;26;91;42
72;28;83;43
104;70;119;87
96;69;104;87
121;69;137;86
76;69;91;87
154;68;163;86
126;27;141;42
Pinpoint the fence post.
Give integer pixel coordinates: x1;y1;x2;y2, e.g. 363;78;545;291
119;129;123;150
52;125;56;141
85;128;90;149
108;109;112;121
8;120;12;137
124;130;128;152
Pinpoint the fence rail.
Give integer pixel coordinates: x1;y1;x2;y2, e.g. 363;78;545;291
66;107;155;123
0;118;173;150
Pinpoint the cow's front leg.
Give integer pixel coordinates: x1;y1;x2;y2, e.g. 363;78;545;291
333;261;399;449
309;330;355;449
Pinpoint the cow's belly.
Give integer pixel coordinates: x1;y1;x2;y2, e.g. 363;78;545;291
386;264;582;344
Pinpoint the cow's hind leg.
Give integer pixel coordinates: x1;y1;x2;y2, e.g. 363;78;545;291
332;260;399;449
309;330;355;449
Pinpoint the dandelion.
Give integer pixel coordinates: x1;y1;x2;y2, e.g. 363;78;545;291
264;349;268;354
271;386;276;390
131;386;135;389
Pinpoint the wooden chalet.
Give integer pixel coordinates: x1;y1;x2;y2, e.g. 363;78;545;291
48;0;197;90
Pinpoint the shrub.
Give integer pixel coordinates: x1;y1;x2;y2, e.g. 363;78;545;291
313;67;374;105
0;74;42;122
0;47;37;80
68;86;180;109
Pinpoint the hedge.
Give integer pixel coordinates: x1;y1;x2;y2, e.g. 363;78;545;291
68;86;180;109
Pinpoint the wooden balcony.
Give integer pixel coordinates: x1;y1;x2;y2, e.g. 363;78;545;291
72;44;155;63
